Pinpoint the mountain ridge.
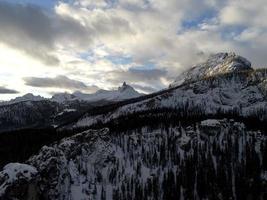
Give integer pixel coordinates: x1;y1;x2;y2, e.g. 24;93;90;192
0;82;142;106
0;82;142;132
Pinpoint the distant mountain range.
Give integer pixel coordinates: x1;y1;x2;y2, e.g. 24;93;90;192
0;82;142;105
0;82;142;132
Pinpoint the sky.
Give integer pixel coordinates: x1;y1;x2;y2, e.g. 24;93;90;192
0;0;267;100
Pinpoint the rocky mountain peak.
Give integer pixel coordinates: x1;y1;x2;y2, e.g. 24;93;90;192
171;52;253;87
205;52;252;73
0;93;45;105
51;92;76;103
118;82;133;92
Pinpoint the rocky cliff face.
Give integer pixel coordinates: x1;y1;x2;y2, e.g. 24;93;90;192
0;120;266;200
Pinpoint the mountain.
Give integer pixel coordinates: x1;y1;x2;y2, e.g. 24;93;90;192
0;93;45;106
0;82;142;105
0;83;142;132
51;82;142;103
0;119;266;199
0;53;267;200
0;98;99;132
170;52;253;87
50;92;77;103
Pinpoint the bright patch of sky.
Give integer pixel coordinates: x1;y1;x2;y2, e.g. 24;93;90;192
182;9;217;30
105;55;132;65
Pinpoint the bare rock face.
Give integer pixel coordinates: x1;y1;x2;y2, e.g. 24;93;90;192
171;52;253;87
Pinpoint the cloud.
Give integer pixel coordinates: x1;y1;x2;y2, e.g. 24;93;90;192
0;1;136;66
219;0;267;28
0;2;59;65
0;86;19;94
105;68;167;83
53;0;228;72
2;0;267;100
0;2;95;65
1;0;266;70
23;75;88;90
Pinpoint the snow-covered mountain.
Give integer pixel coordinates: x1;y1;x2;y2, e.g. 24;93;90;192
0;82;142;105
0;83;142;132
170;52;253;87
0;93;45;106
0;119;266;199
51;82;142;103
51;92;77;103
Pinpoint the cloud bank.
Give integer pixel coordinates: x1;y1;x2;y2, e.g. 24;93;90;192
23;75;101;94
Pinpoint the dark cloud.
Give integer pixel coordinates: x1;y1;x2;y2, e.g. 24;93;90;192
0;2;92;65
0;86;19;94
105;68;168;91
73;84;100;93
48;83;100;95
0;2;135;66
0;2;58;65
23;75;88;90
107;68;167;82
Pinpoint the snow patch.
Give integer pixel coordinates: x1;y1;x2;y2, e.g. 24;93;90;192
201;119;221;127
0;163;37;195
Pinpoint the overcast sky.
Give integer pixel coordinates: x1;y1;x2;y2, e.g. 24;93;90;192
0;0;266;100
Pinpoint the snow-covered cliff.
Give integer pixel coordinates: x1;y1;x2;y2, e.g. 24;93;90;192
0;120;266;199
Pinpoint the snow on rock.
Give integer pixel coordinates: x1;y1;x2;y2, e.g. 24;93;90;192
200;119;221;127
0;163;38;196
1;120;266;199
51;92;77;103
57;108;77;116
261;171;267;181
171;52;252;87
